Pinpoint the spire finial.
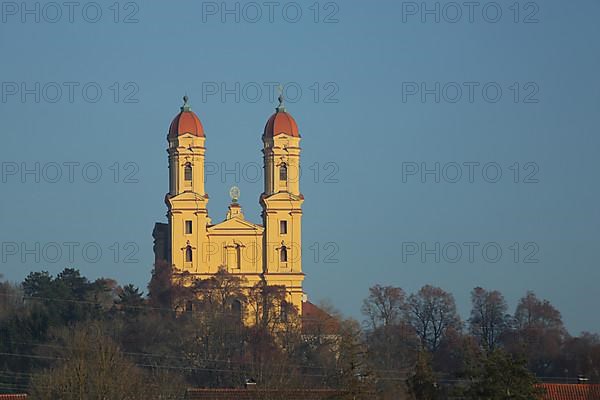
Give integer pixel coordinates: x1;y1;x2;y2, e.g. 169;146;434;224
229;186;240;203
181;95;191;112
276;85;286;112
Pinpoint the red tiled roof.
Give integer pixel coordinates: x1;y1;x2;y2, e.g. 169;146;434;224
538;384;600;400
186;388;344;400
169;110;204;139
302;301;340;335
264;110;300;138
0;395;27;399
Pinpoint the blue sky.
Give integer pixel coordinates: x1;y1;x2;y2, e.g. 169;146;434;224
0;0;599;333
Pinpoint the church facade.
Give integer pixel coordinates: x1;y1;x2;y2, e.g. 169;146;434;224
153;96;305;315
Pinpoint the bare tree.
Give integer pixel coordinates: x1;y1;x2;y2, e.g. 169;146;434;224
468;287;510;351
193;266;247;314
360;285;418;396
507;291;565;375
30;323;184;400
247;280;292;331
407;285;461;353
361;284;407;330
0;278;23;318
514;291;563;330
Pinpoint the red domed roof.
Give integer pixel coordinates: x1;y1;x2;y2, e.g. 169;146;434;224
168;96;204;139
264;98;300;138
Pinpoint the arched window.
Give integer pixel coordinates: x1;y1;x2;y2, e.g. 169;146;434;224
280;246;288;263
185;246;193;262
184;163;193;181
279;164;287;182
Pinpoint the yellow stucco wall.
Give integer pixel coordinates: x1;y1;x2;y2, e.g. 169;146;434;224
163;127;304;317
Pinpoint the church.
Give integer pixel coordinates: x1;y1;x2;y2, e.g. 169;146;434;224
152;95;306;316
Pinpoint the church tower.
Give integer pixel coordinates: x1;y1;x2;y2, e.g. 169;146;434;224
153;95;306;317
260;95;305;310
165;96;209;273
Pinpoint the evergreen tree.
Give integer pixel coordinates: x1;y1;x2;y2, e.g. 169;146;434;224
116;284;145;317
464;349;542;400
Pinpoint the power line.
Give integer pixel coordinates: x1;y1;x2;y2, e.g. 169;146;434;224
1;338;415;376
0;351;328;378
0;351;410;382
0;291;337;323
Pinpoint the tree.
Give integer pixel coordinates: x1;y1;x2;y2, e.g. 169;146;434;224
293;301;344;389
407;351;440;400
463;349;542;400
247;280;296;332
193;266;246;315
21;268;109;325
407;285;462;353
506;291;566;375
0;277;47;392
361;285;406;330
161;268;250;387
556;332;600;382
360;285;417;396
22;271;53;298
514;291;563;330
335;318;376;399
469;287;510;351
92;277;120;311
116;284;145;317
0;278;23;318
148;260;174;308
365;322;418;372
30;323;185;400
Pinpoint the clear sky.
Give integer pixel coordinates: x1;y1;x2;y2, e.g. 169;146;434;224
0;0;599;333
